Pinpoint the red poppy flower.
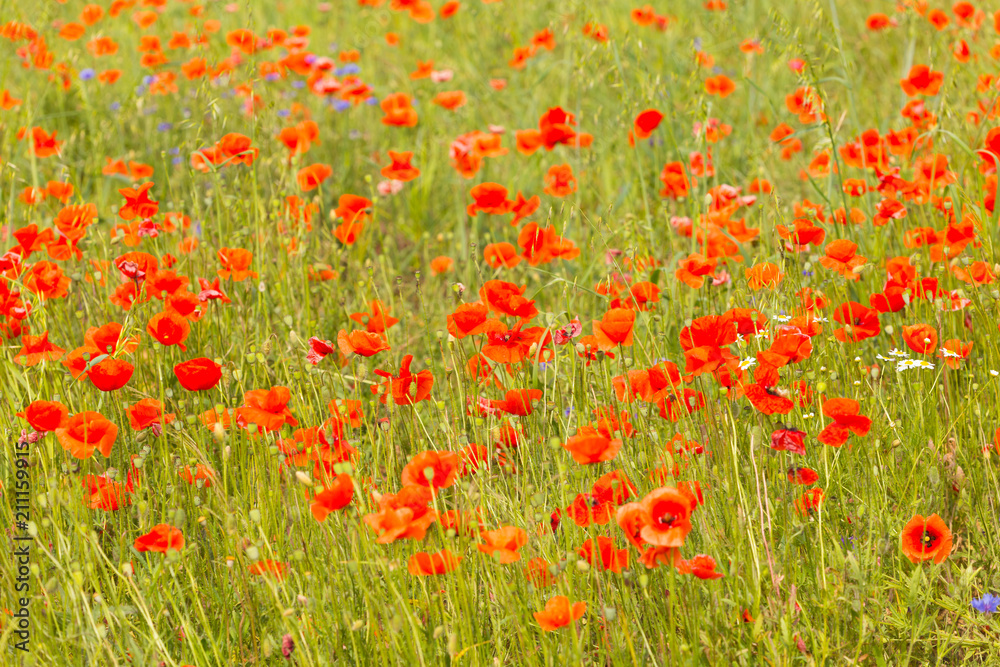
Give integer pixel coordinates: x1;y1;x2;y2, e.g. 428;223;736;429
117;182;158;220
477;526;528;563
704;74;736;98
770;428;806;455
234;386;298;433
430;256;453;275
173;357;222;391
446;302;501;339
744;383;794;415
334;194;373;225
363;485;437;544
16;400;69;432
746;262;784;290
592;308;635;350
408;549;462;576
310;473;355;522
380;92;418;127
543;163;577;197
127;399;175;431
296;163;333;191
23;262;71;301
400;450;460;491
900;514;952;564
787;466;819;485
86;357;135;392
371;355;434;406
248;560;288;579
134;524;184;553
146;311;191;351
632;108;664;142
902;323;937;355
479;280;539;321
657;389;706;422
349;300;399;334
900;64;944;97
795;488;825;516
578;536;629;573
55;411;118;459
466;182;512;216
337;329;390;357
832;302;880;343
217;247;257;282
937;339;973;369
562;426;623;464
659;161;693;198
484;242;523;269
638;486;695;547
533;596;586;632
817;398;872;447
524;557;559;587
677;554;724;579
381;150;420;181
178;464;215;487
13;331;65;366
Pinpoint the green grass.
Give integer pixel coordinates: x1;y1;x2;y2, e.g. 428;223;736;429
2;0;1000;664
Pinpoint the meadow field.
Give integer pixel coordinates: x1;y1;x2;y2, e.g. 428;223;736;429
2;0;1000;664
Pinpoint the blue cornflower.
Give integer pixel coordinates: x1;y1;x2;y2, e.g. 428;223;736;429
142;74;156;85
80;68;96;81
291;80;306;89
336;64;360;76
331;99;351;112
110;102;121;112
277;109;291;117
971;593;1000;614
157;122;172;132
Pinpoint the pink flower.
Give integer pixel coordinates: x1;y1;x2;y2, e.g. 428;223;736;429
377;180;404;196
711;270;731;287
307;337;334;365
553;317;583;345
137;219;161;239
